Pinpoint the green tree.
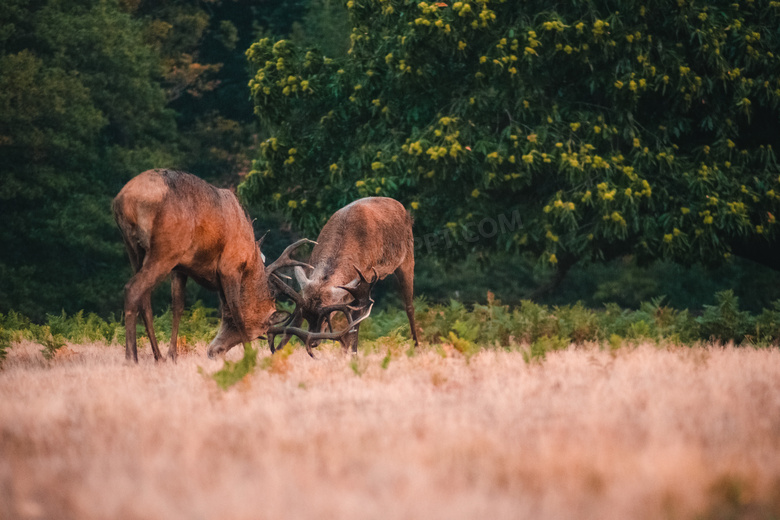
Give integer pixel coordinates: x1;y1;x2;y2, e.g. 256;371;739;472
0;0;177;319
242;0;780;277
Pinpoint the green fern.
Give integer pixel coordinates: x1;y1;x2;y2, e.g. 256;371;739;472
211;343;258;390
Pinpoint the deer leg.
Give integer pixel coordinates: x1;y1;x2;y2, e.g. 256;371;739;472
342;309;361;355
123;256;175;363
349;326;361;355
124;296;139;363
168;272;187;361
140;296;162;361
394;258;419;347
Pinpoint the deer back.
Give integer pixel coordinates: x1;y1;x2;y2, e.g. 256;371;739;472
113;170;265;289
301;197;412;306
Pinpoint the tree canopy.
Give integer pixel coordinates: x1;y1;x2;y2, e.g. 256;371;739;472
242;0;780;273
0;0;321;318
0;0;178;318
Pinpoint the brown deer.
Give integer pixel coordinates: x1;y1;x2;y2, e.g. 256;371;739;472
112;169;311;362
268;197;419;356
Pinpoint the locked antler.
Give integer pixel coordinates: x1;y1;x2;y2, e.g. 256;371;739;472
268;265;379;357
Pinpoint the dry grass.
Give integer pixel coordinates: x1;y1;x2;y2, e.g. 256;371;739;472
2;339;780;520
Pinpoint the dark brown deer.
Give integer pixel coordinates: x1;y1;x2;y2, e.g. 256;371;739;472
113;169;311;362
269;197;419;356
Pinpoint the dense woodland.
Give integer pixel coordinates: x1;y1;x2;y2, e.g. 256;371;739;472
2;0;780;322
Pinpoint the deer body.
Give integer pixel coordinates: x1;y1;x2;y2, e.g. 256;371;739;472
285;197;419;353
113;169;296;362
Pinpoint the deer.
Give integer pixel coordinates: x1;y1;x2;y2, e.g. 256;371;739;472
267;196;419;356
112;168;312;363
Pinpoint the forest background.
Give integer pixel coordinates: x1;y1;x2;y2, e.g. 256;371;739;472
2;0;780;324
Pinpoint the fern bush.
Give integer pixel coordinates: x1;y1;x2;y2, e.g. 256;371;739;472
1;289;780;369
0;327;10;367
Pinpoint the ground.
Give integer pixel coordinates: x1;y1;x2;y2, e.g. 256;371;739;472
1;340;780;519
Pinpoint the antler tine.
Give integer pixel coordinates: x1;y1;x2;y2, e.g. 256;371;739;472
337;284;362;300
256;229;270;248
339;265;379;306
320;302;360;316
352;264;368;283
269;273;304;306
266;238;317;274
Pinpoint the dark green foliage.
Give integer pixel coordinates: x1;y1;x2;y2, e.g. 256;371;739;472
409;253;780;313
244;0;780;270
0;0;321;319
696;290;754;343
29;325;66;361
0;0;177;319
361;290;780;350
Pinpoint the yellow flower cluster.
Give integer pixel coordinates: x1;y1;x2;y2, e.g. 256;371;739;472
405;141;423;155
427;146;448;160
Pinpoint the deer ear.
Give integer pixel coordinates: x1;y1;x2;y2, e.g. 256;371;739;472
294;266;310;288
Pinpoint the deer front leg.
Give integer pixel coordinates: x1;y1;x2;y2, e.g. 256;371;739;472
343;308;362;355
168;272;187;361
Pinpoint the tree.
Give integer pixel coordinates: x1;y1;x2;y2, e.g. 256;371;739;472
242;0;780;277
0;0;330;318
0;0;177;319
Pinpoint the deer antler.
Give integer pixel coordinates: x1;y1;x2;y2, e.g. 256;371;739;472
265;238;316;274
269;273;304;306
337;265;379;303
268;301;374;358
268;265;379;357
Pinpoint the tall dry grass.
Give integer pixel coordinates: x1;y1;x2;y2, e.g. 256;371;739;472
1;340;780;520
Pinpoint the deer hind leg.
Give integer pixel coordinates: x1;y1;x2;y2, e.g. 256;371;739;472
140;297;162;361
123;252;175;363
168;272;187;361
394;257;419;347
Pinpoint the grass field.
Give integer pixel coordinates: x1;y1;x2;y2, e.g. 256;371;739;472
2;339;780;520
